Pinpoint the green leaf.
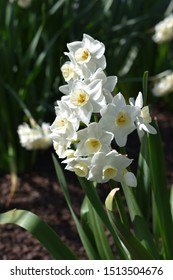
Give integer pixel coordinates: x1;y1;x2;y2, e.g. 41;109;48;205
136;133;151;219
48;0;66;15
106;210;154;260
148;121;173;259
52;155;99;259
142;71;149;106
23;25;44;64
0;209;77;260
105;187;154;260
121;183;159;259
78;177;130;259
82;197;114;259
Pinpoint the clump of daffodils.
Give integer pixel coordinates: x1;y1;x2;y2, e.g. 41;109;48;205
51;34;157;186
152;14;173;43
18;122;52;150
152;72;173;97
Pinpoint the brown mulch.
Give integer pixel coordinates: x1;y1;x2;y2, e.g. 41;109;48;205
0;154;87;260
0;100;173;260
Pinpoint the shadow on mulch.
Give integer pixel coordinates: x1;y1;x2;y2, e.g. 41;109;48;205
0;100;173;260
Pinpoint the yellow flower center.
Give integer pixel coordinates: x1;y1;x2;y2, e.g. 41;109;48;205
75;48;91;64
115;111;131;127
84;138;102;154
71;89;89;106
74;162;88;177
103;166;117;180
55;118;67;129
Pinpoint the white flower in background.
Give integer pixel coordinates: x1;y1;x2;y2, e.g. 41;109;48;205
9;0;32;8
66;34;106;74
152;14;173;43
152;73;173;96
129;92;157;138
75;122;113;156
99;93;140;147
50;101;79;141
88;150;137;186
17;122;52;150
62;79;106;125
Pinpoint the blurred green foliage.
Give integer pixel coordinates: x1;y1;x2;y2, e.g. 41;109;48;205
0;0;173;175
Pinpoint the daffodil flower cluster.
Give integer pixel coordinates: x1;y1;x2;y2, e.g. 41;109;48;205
9;0;32;8
18;122;52;150
152;72;173;97
152;14;173;43
51;34;157;186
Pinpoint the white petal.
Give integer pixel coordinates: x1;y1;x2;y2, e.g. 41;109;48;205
123;172;137;187
135;91;143;108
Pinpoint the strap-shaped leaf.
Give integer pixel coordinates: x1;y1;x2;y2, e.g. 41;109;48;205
52;155;100;259
0;209;77;260
105;188;154;260
121;183;159;259
148;121;173;259
81;196;114;259
78;177;131;259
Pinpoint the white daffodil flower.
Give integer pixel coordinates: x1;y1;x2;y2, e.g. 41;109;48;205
129;92;157;138
62;79;106;125
89;68;117;103
89;150;136;186
50;101;79;141
63;156;91;178
99;93;140;147
61;62;79;82
52;138;72;159
152;73;173;96
66;34;106;73
75;122;113;156
17;122;52;150
152;14;173;43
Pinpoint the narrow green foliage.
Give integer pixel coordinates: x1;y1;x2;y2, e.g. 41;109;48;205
81;197;114;260
136;133;151;219
142;71;149;106
0;209;77;260
148;121;173;259
52;155;100;259
78;177;133;259
105;189;154;260
121;184;160;259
